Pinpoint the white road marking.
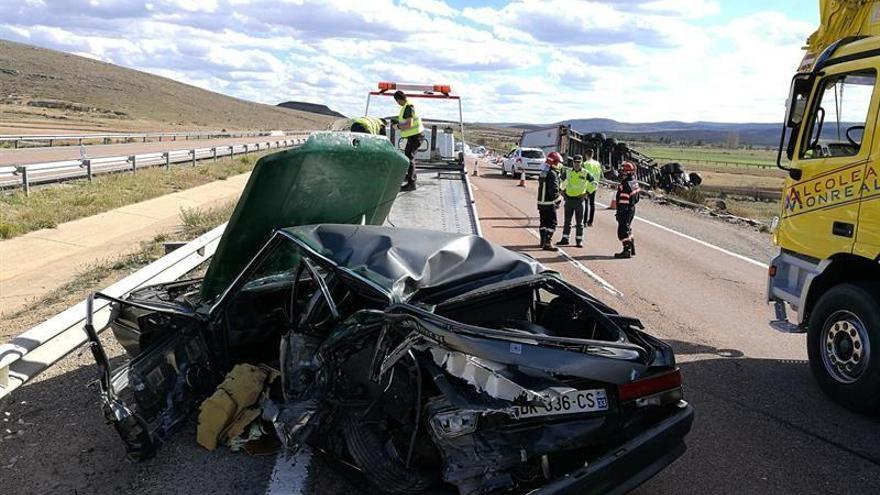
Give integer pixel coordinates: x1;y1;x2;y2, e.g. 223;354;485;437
266;448;312;495
595;201;770;269
525;228;624;297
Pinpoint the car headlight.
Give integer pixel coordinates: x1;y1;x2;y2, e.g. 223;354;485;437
430;410;478;438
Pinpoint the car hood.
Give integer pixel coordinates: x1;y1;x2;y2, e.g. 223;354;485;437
284;224;547;303
200;133;409;301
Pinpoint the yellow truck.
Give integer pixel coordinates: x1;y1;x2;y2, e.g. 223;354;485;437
769;0;880;412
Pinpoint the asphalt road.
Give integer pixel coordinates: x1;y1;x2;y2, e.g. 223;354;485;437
469;167;880;494
2;165;879;494
0;136;285;166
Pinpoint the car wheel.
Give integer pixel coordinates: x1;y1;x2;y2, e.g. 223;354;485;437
807;283;880;413
501;164;508;176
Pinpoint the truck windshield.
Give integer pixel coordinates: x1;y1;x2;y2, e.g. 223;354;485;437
801;70;876;159
522;150;544;159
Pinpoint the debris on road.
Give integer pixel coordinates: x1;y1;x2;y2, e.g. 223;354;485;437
197;363;278;452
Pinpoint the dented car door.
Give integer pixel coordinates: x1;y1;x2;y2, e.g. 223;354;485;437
85;292;214;460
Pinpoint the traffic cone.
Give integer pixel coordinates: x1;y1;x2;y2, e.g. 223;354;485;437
518;170;526;187
607;198;617;209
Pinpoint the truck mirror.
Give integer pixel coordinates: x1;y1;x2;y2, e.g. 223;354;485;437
786;76;813;127
789;168;802;180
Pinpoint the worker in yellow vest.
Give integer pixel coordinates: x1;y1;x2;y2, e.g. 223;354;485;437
350;116;386;135
582;149;603;228
557;154;591;248
393;90;424;191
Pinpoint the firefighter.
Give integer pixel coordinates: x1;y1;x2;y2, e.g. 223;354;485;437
537;151;563;251
393;90;424;191
350;116;386;135
582;149;602;228
614;161;640;259
557;154;590;248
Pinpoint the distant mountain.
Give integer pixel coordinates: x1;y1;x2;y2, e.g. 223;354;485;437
277;101;346;118
487;118;784;146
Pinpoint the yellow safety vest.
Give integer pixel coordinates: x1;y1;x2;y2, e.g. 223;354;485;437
583;159;602;194
564;167;590;197
398;102;423;138
352;116;382;135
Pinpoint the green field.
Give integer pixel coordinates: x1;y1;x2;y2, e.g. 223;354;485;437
633;143;778;168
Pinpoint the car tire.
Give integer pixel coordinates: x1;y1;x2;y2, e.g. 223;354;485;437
501;164;508;176
807;282;880;413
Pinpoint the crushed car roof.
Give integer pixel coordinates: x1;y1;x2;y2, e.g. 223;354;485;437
283;224;546;303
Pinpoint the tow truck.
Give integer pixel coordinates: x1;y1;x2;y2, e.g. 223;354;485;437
769;0;880;413
363;82;480;235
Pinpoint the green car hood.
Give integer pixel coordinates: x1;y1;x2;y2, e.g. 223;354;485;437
200;133;409;301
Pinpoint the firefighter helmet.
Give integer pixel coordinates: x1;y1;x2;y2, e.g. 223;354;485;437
621;161;636;174
547;151;562;164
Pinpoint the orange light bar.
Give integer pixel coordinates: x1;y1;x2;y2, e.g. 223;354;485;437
378;82;453;94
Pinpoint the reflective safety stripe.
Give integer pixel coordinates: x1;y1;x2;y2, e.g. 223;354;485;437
399;103;423;138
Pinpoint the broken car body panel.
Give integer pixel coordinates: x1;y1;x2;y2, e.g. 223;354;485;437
87;225;693;493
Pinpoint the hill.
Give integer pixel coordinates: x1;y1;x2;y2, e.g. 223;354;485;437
277;101;345;118
0;39;336;134
488;118;782;146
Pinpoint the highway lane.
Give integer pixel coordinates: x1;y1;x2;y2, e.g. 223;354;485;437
470;168;880;494
0;136;290;166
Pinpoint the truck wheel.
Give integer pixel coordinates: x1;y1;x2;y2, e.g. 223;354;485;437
807;283;880;413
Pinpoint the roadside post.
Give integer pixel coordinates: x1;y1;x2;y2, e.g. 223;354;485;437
130;155;137;173
191;149;196;166
18;166;29;196
163;152;170;170
84;159;92;181
212;147;217;162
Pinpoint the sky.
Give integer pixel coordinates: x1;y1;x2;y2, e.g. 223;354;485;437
0;0;819;123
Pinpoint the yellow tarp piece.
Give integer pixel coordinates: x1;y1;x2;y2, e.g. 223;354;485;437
802;1;880;69
196;363;280;451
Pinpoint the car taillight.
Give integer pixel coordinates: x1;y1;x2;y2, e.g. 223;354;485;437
617;369;682;403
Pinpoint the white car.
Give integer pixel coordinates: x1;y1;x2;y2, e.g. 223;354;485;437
502;147;545;177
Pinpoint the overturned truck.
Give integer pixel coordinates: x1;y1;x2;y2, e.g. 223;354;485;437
520;124;702;193
85;133;693;495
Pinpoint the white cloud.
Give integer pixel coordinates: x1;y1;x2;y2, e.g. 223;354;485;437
401;0;456;17
0;0;815;123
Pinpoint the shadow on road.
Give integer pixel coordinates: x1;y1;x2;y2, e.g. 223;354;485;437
642;345;880;494
0;347;273;495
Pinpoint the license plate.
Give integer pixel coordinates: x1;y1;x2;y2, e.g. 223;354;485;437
513;389;609;419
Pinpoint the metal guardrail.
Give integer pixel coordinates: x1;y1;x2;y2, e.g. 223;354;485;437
646;155;775;169
0;130;280;148
1;134;313;194
0;223;227;400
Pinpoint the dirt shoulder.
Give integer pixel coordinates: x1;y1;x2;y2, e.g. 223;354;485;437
0;173;249;322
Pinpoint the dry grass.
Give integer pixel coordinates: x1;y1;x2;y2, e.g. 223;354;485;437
0;39;335;133
0;153;264;239
0;204;232;338
179;201;236;238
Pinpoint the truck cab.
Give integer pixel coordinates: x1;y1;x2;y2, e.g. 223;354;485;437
769;35;880;413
